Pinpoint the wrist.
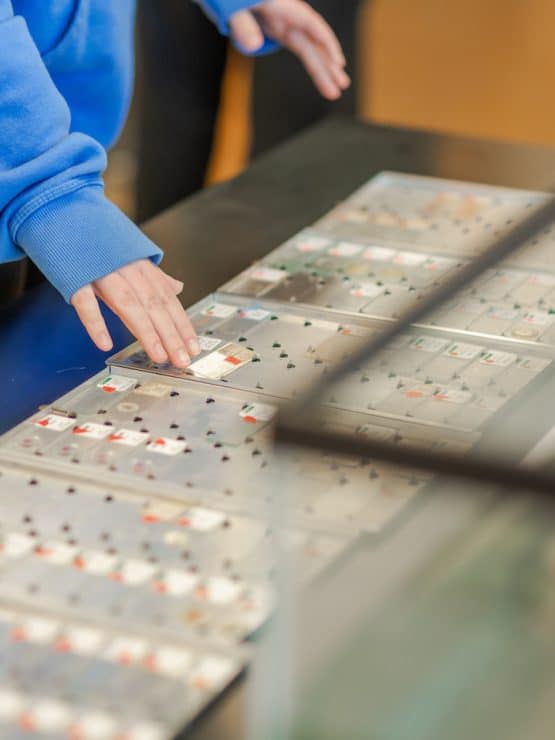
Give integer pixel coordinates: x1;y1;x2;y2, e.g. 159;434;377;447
14;184;163;302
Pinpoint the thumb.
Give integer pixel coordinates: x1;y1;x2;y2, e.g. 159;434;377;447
161;271;184;295
229;10;265;53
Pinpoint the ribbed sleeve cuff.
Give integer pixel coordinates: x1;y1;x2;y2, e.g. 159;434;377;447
197;0;280;54
14;183;163;302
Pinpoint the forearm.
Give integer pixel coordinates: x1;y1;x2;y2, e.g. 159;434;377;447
0;2;161;300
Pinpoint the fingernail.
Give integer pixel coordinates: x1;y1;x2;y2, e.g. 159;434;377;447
246;34;261;49
188;338;201;357
153;343;167;363
99;333;113;351
176;348;190;367
335;66;350;87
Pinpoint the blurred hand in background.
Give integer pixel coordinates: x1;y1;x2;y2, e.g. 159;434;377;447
229;0;351;99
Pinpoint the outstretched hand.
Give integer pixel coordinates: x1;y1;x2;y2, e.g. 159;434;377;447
229;0;350;100
71;259;200;368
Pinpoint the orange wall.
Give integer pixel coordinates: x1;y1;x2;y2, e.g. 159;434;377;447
366;0;555;144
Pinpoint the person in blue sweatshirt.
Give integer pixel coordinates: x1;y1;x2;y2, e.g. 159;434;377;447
0;0;348;369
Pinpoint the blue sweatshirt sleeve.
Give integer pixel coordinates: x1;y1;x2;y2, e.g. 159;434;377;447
0;0;162;302
196;0;280;54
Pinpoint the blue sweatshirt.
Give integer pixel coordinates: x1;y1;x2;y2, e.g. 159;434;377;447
0;0;270;302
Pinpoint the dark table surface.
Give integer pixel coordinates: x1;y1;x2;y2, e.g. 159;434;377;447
2;116;555;737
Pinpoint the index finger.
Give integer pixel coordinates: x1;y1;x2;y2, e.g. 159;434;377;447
281;27;341;100
138;260;200;357
95;272;170;365
296;3;346;67
256;1;345;67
